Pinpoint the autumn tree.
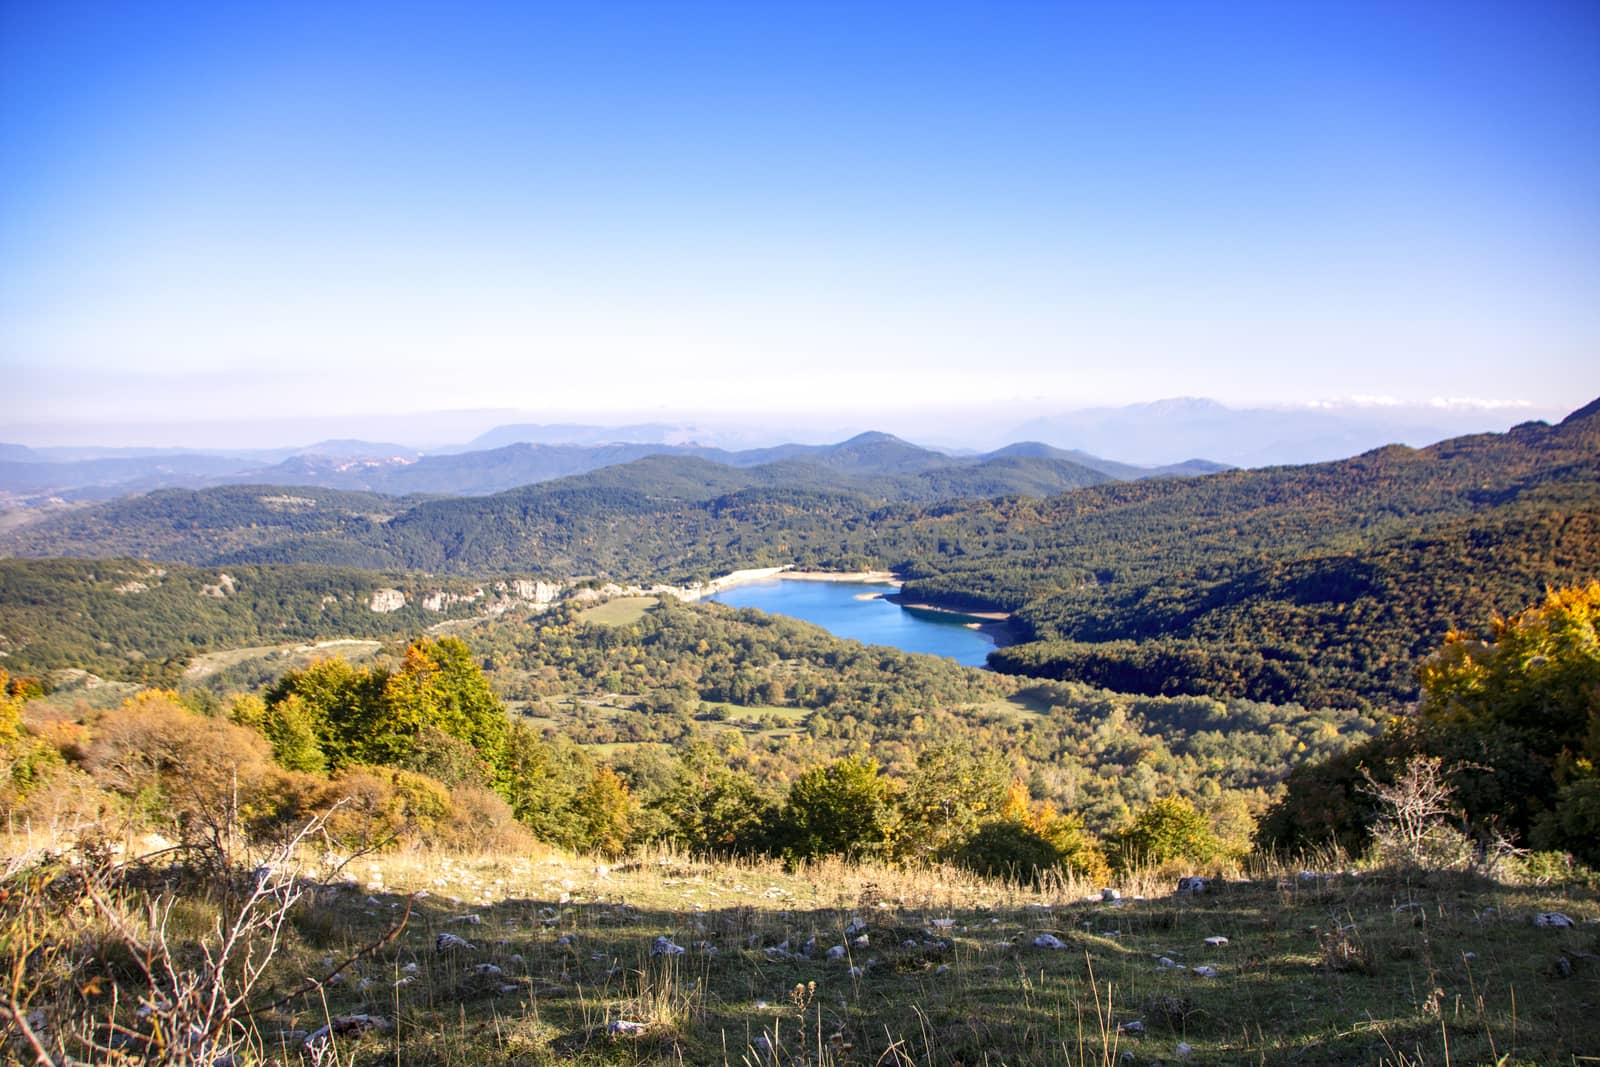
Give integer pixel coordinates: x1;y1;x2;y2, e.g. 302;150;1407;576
575;766;637;857
894;743;1010;862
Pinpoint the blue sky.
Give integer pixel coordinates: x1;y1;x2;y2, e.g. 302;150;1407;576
3;1;1596;442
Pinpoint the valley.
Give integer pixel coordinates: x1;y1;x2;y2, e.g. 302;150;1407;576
2;402;1598;1065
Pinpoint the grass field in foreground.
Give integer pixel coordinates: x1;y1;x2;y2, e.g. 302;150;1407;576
9;842;1596;1066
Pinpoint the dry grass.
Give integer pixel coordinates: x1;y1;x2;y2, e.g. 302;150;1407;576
3;838;1597;1065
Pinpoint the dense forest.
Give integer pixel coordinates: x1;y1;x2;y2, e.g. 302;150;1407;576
5;581;1594;876
0;559;514;682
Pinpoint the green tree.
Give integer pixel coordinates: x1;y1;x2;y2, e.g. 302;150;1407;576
499;726;590;848
1118;796;1223;869
1419;582;1600;760
0;670;57;802
895;743;1010;862
651;742;776;855
265;638;508;783
781;756;893;860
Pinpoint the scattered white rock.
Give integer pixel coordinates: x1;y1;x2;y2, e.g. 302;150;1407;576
448;914;483;925
1101;888;1121;902
1176;876;1209;895
1203;936;1229;947
608;1019;647;1036
1535;913;1576;928
651;936;686;956
474;964;504;977
826;944;847;961
1192;965;1220;978
845;917;868;938
850;935;869;949
495;983;520;995
555;935;575;947
401;962;419;974
934;964;949;975
848;965;864;979
1033;934;1067;950
1177;1041;1193;1058
1156;957;1184;970
435;933;475;953
1118;1020;1145;1034
930;918;956;929
1394;902;1422;913
304;1015;391;1057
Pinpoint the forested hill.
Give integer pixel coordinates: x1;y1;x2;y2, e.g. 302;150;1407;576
0;429;1221;503
3;401;1597;709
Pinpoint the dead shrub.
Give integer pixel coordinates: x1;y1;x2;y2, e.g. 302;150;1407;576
83;692;277;841
317;765;453;849
1317;922;1377;974
444;784;536;852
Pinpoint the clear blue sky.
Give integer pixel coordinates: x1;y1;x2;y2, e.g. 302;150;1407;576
3;1;1596;439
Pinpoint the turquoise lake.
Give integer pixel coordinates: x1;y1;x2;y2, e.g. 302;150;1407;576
707;579;1001;668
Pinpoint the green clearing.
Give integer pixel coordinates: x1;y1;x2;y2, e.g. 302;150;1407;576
183;639;383;681
577;597;660;626
716;703;808;722
957;686;1061;723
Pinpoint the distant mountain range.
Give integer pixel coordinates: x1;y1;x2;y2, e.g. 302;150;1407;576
0;430;1225;507
3;395;1554;505
1007;398;1547;467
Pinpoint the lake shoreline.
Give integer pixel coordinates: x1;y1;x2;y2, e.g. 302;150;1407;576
882;592;1019;649
780;568;904;586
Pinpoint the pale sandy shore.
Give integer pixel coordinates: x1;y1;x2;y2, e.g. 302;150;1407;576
885;594;1009;621
882;592;1019;648
779;569;903;585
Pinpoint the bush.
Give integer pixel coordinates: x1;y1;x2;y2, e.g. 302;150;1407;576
781;757;894;860
1361;753;1472;870
82;691;278;836
1532;776;1600;867
1117;796;1224;871
952;822;1068;883
318;765;453;848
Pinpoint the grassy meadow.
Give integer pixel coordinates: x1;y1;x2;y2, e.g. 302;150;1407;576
6;835;1596;1067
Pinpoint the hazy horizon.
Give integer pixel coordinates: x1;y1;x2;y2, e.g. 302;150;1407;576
0;394;1571;460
